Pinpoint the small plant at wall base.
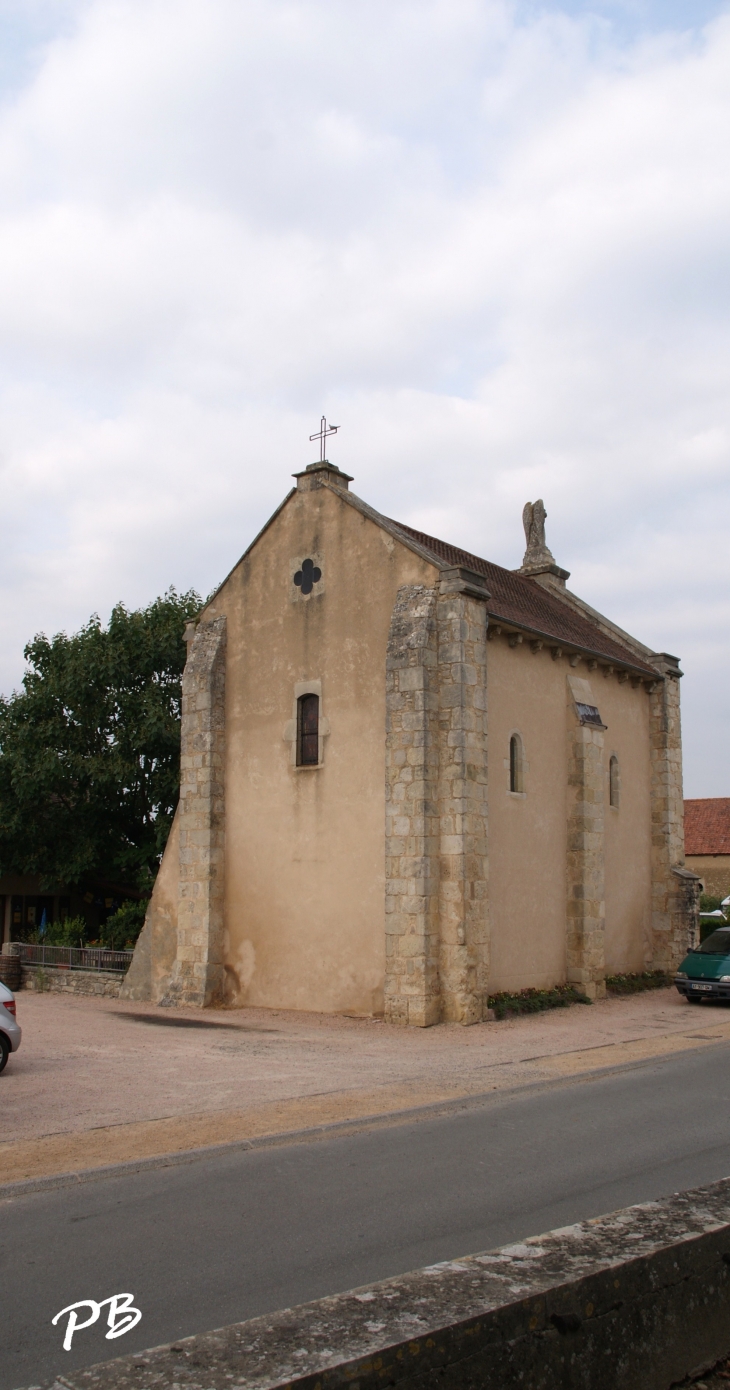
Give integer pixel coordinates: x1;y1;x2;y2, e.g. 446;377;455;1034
487;984;592;1020
605;971;673;995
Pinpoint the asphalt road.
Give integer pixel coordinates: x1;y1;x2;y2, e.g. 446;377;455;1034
5;1040;730;1390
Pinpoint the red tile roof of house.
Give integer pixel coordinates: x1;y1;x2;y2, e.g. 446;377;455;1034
684;799;730;857
390;520;659;676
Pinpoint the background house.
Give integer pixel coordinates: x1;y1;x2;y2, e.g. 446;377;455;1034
684;799;730;899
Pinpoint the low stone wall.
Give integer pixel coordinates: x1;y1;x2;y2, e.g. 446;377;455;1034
20;965;126;998
31;1177;730;1390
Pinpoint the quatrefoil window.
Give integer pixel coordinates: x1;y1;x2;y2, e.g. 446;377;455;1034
293;558;322;596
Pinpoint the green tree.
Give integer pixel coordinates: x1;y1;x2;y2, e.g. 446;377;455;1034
0;588;202;892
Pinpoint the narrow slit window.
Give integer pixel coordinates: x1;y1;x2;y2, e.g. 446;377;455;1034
297;693;319;766
509;734;524;793
609;754;620;808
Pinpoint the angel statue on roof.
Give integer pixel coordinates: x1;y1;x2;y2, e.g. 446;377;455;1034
522;499;556;569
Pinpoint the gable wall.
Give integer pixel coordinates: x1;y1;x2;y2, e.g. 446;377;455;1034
205;485;436;1015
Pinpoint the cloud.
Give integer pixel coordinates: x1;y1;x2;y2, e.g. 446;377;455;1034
0;0;726;793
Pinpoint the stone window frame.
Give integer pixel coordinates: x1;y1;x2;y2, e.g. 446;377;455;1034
609;753;620;810
506;730;527;797
283;679;330;770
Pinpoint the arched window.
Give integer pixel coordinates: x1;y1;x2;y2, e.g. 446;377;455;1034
297;693;319;766
509;734;524;793
609;754;620;809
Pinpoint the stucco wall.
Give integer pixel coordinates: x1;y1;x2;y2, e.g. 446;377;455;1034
487;639;652;993
204;484;435;1016
600;677;652;975
486;640;568;994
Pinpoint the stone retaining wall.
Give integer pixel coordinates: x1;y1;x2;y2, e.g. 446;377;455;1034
31;1176;730;1390
19;965;126;998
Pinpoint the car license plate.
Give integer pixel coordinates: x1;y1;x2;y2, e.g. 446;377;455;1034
691;982;713;991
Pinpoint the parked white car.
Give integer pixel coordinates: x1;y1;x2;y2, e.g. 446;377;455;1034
0;980;21;1072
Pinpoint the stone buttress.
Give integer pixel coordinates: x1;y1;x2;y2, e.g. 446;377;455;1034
383;585;440;1027
649;654;699;970
384;569;490;1025
160;616;227;1007
565;676;606;1000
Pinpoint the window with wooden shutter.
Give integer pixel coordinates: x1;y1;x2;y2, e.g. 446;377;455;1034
297;693;319;766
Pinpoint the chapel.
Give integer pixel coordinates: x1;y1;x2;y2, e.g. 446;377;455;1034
123;456;699;1024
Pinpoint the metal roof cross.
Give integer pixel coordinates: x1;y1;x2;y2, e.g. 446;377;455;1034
309;415;339;462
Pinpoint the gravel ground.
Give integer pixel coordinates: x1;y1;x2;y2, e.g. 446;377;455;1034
2;984;709;1144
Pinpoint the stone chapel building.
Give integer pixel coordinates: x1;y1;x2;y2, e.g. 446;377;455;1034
122;458;698;1023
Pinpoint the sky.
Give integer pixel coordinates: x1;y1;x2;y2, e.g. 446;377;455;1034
0;0;727;796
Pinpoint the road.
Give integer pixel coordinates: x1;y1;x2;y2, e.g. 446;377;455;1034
4;1040;730;1390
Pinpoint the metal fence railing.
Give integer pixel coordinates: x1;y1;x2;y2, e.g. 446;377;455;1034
9;942;134;974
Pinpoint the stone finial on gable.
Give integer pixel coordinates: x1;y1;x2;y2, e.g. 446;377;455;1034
518;499;570;590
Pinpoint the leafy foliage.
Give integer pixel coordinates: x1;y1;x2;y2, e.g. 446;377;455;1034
0;588;201;891
39;915;89;948
101;899;149;949
699;894;728;941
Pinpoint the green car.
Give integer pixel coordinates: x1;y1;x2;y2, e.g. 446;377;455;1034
675;925;730;1003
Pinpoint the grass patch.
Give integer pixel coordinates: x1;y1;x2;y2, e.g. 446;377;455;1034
605;970;672;995
487;984;592;1021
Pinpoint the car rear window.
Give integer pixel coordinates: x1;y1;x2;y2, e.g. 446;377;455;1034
697;928;730;955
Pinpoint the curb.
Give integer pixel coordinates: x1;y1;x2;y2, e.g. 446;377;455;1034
0;1090;496;1200
2;1037;722;1202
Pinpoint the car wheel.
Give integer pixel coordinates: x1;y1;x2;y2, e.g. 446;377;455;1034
0;1034;9;1073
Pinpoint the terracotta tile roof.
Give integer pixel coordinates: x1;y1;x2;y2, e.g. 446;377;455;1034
684;799;730;857
389;521;659;676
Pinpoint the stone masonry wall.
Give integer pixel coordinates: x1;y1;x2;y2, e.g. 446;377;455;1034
161;616;227;1007
436;581;489;1023
384;586;440;1027
649;655;699;969
20;965;125;997
384;575;489;1026
566;685;606;1000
